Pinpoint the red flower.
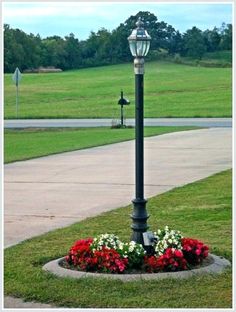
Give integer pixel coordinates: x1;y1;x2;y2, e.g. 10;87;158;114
66;235;209;274
144;248;188;272
66;238;94;268
93;247;128;273
66;239;128;273
174;249;183;258
181;238;209;265
144;256;160;272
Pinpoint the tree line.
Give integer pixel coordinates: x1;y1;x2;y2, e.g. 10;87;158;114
4;11;232;73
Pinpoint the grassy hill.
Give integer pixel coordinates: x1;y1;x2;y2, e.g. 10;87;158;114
4;61;232;119
170;50;232;68
203;50;232;63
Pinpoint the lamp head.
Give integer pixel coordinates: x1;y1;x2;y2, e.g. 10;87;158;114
128;17;151;58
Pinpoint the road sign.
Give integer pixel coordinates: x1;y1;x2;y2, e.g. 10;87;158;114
12;68;22;118
12;67;22;86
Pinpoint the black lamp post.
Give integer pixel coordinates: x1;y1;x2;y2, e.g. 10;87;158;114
128;17;151;246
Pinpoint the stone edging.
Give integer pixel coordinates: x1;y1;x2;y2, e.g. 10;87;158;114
42;253;231;281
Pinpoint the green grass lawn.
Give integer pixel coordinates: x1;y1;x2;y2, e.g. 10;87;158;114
4;126;197;163
4;61;232;119
4;169;232;308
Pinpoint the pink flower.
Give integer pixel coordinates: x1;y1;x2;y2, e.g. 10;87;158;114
195;249;201;255
174;249;183;258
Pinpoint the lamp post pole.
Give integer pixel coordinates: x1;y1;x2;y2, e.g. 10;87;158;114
128;18;151;245
131;57;149;245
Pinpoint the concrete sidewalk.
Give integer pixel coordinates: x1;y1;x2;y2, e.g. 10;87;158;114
4;117;232;128
4;127;232;248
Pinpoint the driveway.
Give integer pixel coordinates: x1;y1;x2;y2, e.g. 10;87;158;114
4;127;232;247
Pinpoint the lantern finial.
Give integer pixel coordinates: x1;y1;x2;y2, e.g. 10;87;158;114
136;17;144;29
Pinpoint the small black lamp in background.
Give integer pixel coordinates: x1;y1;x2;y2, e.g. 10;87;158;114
118;90;130;127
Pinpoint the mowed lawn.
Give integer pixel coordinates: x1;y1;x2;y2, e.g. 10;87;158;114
4;61;232;119
4;126;197;163
4;169;232;308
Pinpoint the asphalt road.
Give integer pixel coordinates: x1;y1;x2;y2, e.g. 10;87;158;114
4;117;232;128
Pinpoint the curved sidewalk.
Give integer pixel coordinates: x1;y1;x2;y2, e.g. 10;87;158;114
4;127;232;248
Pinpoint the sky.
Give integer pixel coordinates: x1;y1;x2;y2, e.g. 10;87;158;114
3;2;233;40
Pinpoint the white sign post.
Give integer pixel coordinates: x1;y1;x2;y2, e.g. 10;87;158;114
12;67;22;118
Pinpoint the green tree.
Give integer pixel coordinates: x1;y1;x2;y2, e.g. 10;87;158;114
4;24;42;72
219;23;232;50
182;27;206;59
96;28;113;63
64;33;81;69
167;30;183;55
4;14;232;73
113;11;179;59
203;27;221;52
41;36;67;69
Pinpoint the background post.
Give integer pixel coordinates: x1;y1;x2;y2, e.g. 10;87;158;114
12;67;22;119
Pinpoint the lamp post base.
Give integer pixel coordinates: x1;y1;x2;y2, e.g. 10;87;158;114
130;198;149;245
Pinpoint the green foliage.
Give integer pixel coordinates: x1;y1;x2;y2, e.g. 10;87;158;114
4;10;232;73
219;23;232;50
4;62;232;119
4;170;232;308
183;27;207;59
203;50;232;62
203;27;221;52
171;50;232;68
4;24;42;72
4;126;197;163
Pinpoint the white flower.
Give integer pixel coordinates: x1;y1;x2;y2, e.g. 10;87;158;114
154;226;183;255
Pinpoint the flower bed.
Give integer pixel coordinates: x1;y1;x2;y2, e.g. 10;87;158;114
64;226;209;274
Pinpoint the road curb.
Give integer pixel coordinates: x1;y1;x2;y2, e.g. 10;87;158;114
42;253;231;281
